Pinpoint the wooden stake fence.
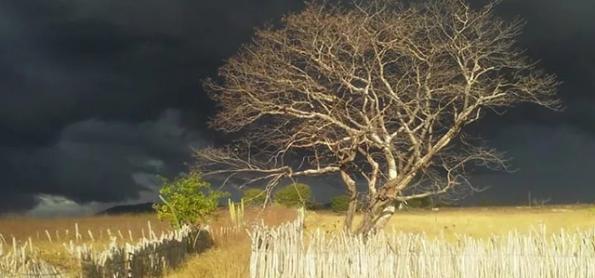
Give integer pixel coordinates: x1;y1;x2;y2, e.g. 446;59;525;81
249;216;595;278
1;225;213;277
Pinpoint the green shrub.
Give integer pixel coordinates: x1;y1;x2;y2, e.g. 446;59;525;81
242;188;267;207
274;183;312;208
153;171;228;228
330;195;350;212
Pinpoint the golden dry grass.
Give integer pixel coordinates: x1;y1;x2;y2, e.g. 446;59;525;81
168;206;297;278
0;213;171;241
0;213;173;273
307;205;595;239
170;204;595;277
2;204;594;277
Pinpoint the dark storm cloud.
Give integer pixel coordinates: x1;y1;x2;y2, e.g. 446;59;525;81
1;0;594;213
469;125;595;204
487;0;595;127
0;0;302;213
0;0;303;145
458;0;595;203
0;110;203;212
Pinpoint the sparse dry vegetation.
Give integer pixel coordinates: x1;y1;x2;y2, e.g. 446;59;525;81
1;205;595;277
168;205;297;278
308;205;595;239
0;206;296;277
0;214;170;242
251;209;595;278
170;205;595;277
0;213;172;273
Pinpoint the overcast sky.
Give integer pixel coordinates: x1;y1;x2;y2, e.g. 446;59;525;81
1;0;594;215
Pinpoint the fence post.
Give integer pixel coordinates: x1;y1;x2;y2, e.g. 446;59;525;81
127;251;134;278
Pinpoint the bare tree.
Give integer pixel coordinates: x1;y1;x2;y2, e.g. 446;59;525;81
197;0;559;235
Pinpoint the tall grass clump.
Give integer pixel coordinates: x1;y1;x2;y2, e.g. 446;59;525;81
228;198;245;228
0;239;63;277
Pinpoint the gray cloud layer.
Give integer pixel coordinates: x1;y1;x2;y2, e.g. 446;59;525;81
0;110;204;211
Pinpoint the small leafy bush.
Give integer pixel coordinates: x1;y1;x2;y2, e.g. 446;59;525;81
274;183;312;208
154;171;228;228
330;195;350;212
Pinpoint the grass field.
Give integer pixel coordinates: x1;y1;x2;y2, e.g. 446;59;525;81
169;206;297;278
0;214;171;241
2;204;595;277
308;205;595;239
0;214;172;272
172;204;595;277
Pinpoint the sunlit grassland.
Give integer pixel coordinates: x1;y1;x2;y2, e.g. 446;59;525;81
169;204;595;277
0;206;297;276
168;206;297;278
307;205;595;240
0;213;172;273
2;205;594;277
0;213;171;242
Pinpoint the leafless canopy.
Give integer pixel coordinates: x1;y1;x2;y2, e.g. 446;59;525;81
198;0;559;234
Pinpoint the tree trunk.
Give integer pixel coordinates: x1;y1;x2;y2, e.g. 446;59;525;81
344;196;358;233
341;170;358;233
356;199;395;236
356;212;376;236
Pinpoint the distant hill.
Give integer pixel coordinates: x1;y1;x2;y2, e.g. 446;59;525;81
99;202;155;215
